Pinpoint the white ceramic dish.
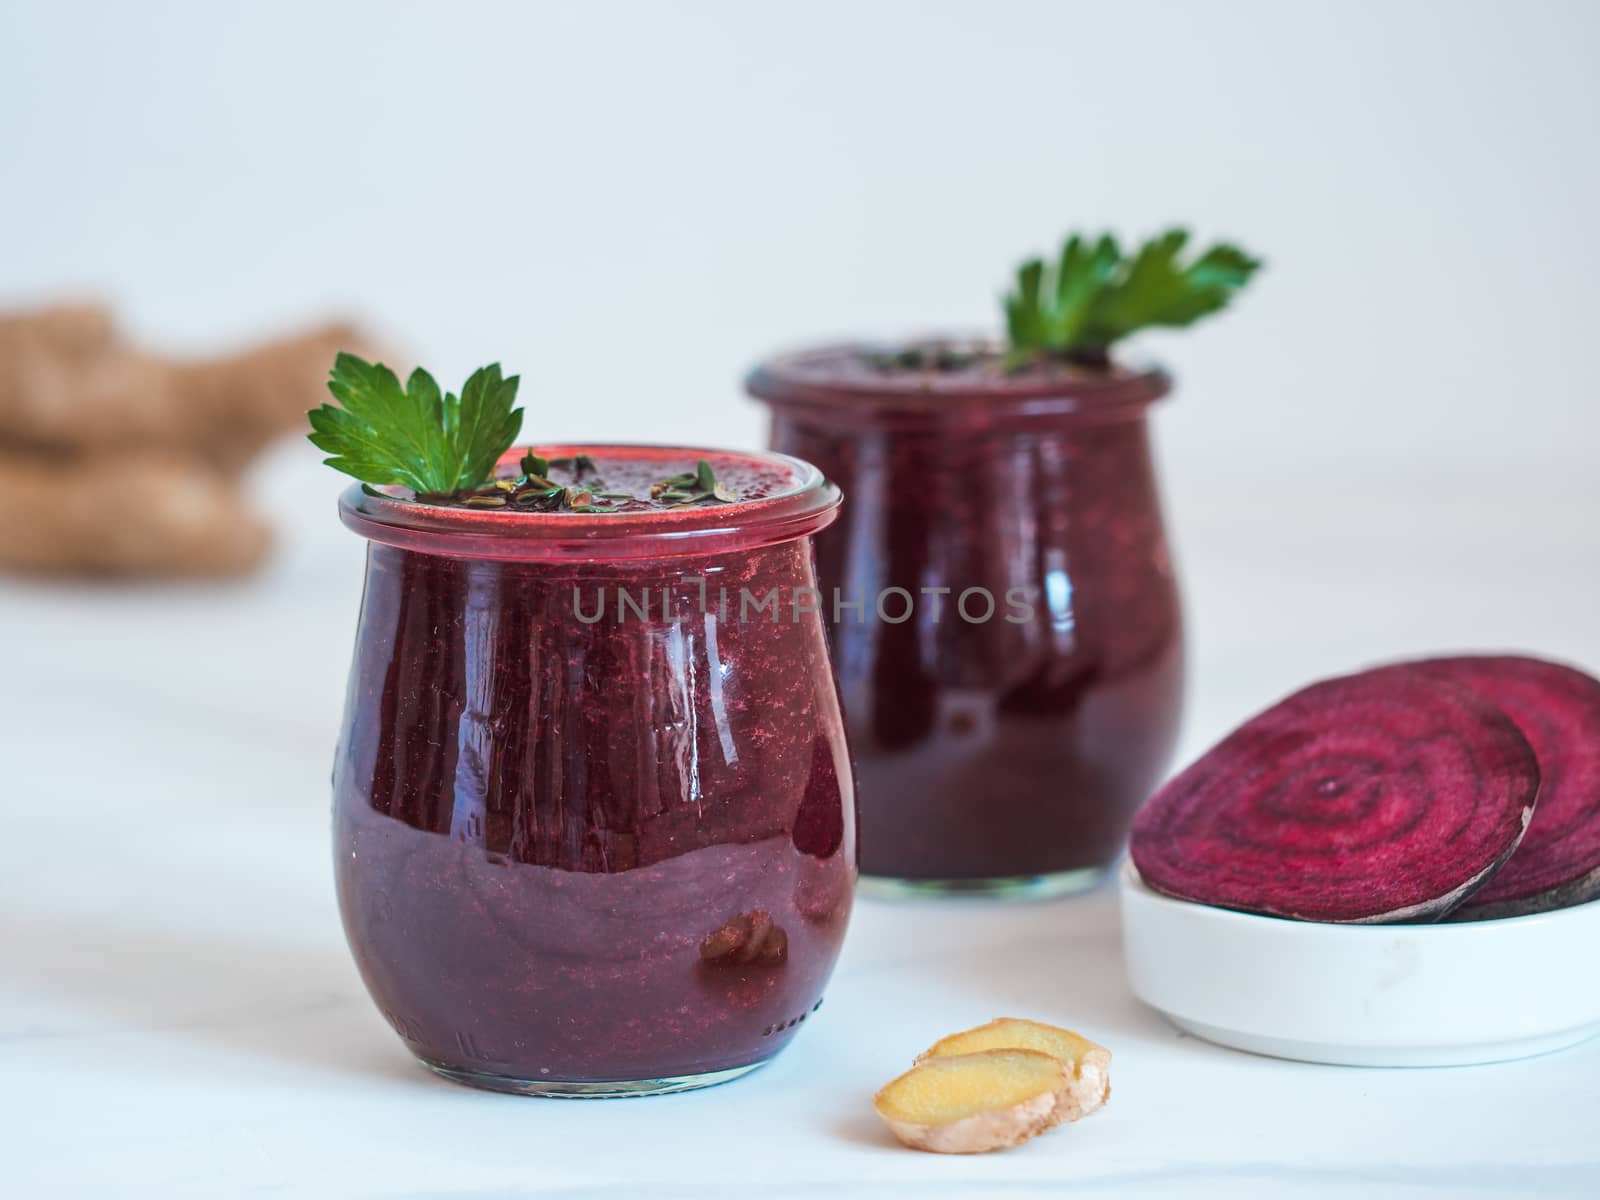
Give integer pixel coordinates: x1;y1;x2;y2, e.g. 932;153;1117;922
1119;861;1600;1066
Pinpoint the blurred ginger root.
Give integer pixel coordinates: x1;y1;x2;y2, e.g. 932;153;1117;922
0;446;271;576
0;304;365;577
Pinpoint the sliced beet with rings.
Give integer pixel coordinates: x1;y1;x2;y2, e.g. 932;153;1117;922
1130;668;1539;923
1406;655;1600;920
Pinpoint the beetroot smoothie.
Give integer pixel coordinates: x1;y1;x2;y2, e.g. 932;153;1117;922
333;446;855;1095
749;344;1183;896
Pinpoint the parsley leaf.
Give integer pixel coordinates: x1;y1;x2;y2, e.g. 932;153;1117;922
308;353;523;496
1004;228;1261;362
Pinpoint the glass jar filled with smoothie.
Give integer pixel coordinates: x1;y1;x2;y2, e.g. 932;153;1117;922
748;228;1260;897
314;360;855;1095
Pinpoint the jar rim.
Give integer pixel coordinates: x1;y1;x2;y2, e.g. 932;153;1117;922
339;443;841;561
746;337;1170;427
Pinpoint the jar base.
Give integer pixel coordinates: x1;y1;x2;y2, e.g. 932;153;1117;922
859;866;1109;901
419;1057;772;1099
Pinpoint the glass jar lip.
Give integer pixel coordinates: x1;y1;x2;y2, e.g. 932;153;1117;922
745;336;1170;427
339;443;841;561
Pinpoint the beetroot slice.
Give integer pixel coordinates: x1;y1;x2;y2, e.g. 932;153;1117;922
1405;655;1600;920
1129;669;1539;923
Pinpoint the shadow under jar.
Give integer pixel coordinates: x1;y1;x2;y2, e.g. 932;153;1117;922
749;343;1184;899
333;446;855;1097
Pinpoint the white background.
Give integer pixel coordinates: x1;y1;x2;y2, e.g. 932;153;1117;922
3;3;1599;1197
3;0;1597;479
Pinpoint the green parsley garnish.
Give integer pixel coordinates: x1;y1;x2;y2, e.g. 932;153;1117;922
650;459;736;506
1004;228;1261;365
308;353;523;497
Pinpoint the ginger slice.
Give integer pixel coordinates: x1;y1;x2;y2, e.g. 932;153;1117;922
918;1018;1111;1122
873;1049;1070;1154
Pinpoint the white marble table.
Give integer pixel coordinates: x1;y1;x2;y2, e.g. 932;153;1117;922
4;449;1598;1198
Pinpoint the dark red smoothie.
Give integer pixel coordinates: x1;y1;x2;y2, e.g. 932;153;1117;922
333;446;855;1094
749;344;1183;894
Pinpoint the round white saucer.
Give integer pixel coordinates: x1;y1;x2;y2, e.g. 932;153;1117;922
1118;861;1600;1067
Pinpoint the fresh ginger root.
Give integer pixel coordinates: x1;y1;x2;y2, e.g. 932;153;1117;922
918;1017;1111;1123
0;306;362;467
875;1050;1070;1154
873;1019;1112;1154
0;304;114;363
0;445;271;576
0;302;370;577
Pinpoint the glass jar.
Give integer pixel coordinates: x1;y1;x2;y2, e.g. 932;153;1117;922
332;445;855;1096
749;344;1183;898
